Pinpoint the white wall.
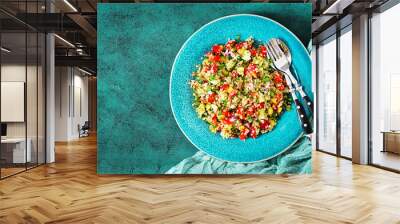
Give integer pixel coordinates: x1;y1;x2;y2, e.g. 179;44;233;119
54;67;89;141
72;72;89;138
1;65;27;139
1;64;41;137
55;66;69;141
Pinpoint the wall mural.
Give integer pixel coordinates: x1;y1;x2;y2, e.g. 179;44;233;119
98;3;313;174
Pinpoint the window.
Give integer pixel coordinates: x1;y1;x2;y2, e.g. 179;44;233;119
317;35;337;154
370;3;400;171
339;27;352;158
389;75;400;130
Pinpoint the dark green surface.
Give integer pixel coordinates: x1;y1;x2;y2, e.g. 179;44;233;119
97;3;312;174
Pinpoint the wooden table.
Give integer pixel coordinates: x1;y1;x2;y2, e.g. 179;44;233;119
381;131;400;154
1;138;31;164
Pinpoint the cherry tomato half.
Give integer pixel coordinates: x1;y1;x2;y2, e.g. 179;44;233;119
273;73;283;83
260;119;270;130
207;93;216;103
212;45;223;54
249;126;257;138
259;45;267;57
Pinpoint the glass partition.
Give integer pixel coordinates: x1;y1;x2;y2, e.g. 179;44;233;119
38;32;45;165
1;31;28;177
27;30;38;169
0;1;46;179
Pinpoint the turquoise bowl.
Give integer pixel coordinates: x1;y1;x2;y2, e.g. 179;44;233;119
170;14;311;163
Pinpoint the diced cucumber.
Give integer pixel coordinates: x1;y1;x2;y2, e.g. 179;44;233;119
197;104;206;116
237;66;244;76
226;59;237;71
242;50;251;61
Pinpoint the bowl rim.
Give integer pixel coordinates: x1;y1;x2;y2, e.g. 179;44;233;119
169;14;311;163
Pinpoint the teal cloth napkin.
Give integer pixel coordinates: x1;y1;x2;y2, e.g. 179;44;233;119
166;136;312;174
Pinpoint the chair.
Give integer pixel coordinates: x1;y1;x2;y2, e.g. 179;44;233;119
78;121;90;138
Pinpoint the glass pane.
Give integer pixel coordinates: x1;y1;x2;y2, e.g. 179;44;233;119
317;36;337;154
0;1;46;178
1;31;27;177
27;31;38;169
371;4;400;171
38;33;45;165
340;28;352;158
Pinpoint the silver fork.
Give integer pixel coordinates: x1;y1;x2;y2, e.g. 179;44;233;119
266;40;313;134
272;38;313;115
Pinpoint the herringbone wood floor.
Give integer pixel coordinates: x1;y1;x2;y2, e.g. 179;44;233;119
1;135;400;224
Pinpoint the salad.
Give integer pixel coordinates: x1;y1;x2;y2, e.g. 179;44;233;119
190;37;291;140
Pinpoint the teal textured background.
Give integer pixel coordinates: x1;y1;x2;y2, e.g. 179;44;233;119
97;3;312;174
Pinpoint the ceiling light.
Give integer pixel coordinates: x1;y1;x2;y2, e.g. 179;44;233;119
76;48;85;55
54;34;75;48
322;0;354;15
63;0;78;12
78;67;93;76
1;47;11;53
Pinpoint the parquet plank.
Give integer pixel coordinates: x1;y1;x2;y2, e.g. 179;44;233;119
0;135;400;223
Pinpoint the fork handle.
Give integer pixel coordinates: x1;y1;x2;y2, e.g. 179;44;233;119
281;69;313;134
282;68;314;116
295;87;313;115
303;95;313;115
294;99;313;134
